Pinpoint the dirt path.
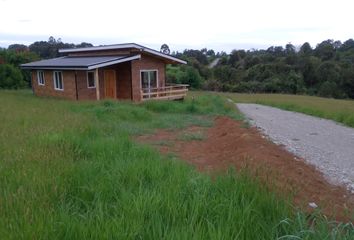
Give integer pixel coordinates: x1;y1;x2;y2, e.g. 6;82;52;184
137;117;354;222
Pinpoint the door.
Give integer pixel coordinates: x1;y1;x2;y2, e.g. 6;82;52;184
104;70;116;99
141;70;157;98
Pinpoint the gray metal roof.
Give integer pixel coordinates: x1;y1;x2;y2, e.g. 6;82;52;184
21;55;141;70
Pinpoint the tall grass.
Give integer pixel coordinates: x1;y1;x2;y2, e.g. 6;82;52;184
216;92;354;128
0;90;353;239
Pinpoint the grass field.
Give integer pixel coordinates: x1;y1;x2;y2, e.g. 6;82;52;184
211;92;354;128
0;90;353;239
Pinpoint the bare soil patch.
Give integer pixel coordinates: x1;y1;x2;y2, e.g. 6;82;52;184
136;116;354;222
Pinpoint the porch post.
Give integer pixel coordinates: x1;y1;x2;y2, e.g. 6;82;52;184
95;68;100;100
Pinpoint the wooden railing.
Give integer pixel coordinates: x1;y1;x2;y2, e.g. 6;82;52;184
141;84;189;101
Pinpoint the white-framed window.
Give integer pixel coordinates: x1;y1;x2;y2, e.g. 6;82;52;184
53;71;64;90
87;71;96;88
140;70;158;89
37;70;45;86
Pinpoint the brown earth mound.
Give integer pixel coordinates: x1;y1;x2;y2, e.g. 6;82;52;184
137;116;354;222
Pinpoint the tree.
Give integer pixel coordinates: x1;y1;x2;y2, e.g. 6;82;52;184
316;61;341;83
340;64;354;98
315;39;335;61
181;49;208;65
48;36;56;44
0;48;39;87
318;81;341;98
166;65;202;89
0;64;26;89
206;49;215;57
285;43;296;55
76;42;93;48
228;50;241;66
178;66;202;89
29;37;89;58
299;56;321;87
267;46;284;57
299;42;312;55
8;44;28;52
160;44;170;55
340;39;354;52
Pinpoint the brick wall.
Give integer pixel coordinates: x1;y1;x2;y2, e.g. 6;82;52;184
31;70;77;100
116;62;132;100
131;54;166;101
76;71;97;100
30;53;167;102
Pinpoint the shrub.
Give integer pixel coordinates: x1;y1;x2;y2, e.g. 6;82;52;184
0;64;26;89
318;81;344;98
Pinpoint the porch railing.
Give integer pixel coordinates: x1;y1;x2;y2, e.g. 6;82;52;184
141;84;189;101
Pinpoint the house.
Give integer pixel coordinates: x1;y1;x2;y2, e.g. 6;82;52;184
21;43;188;101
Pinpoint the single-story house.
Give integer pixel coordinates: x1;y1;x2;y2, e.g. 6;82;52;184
21;43;188;101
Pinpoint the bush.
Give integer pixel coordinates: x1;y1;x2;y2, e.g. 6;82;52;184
0;64;26;89
201;79;221;91
318;81;344;98
167;65;203;89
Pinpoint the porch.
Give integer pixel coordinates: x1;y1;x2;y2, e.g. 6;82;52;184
141;84;189;101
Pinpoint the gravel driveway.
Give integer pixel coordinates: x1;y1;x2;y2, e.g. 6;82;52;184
237;103;354;193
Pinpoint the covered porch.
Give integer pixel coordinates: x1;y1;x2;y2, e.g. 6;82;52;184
95;65;188;101
93;55;188;101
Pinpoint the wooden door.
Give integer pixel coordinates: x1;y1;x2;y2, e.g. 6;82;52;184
104;70;116;99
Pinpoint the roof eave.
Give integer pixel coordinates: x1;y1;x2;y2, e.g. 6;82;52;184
143;48;187;64
20;66;89;70
87;54;141;69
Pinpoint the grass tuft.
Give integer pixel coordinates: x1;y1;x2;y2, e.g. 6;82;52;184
179;131;205;141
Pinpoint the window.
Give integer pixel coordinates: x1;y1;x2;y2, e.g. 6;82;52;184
87;71;96;88
140;70;157;89
37;71;45;85
53;71;63;90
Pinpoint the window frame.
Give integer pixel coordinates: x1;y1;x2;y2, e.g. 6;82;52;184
87;71;96;88
53;71;64;91
140;69;158;89
37;70;45;86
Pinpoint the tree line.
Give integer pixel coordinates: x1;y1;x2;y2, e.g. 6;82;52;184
168;39;354;99
1;37;354;99
0;37;92;89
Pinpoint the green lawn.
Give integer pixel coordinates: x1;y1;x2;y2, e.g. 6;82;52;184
0;90;353;239
210;92;354;128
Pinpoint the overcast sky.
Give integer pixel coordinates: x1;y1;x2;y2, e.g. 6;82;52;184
0;0;353;52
